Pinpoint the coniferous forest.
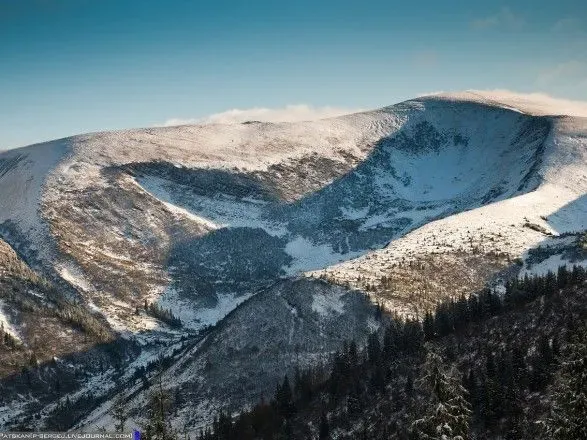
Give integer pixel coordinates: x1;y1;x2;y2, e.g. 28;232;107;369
136;266;587;440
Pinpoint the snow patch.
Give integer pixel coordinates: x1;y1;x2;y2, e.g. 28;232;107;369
0;300;20;341
57;263;92;292
130;177;220;230
311;290;345;316
339;206;369;220
158;286;253;330
0;139;69;260
285;236;362;274
137;176;287;236
521;253;587;277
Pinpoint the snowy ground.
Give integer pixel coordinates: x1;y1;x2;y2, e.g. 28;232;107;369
0;299;19;341
0;90;586;431
1;90;585;335
310;112;587;306
157;286;254;331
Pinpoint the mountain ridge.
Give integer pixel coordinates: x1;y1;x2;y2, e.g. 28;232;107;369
0;91;585;431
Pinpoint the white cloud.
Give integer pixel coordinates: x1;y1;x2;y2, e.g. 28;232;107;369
165;92;587;128
416;91;446;97
162;104;363;127
413;89;587;117
464;89;587;117
470;7;525;30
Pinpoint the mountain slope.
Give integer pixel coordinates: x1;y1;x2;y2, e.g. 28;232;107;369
0;91;585;431
0;95;561;331
314;109;587;316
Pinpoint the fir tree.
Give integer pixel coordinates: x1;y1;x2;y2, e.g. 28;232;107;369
423;312;435;340
319;411;330;439
275;375;294;419
111;394;128;433
144;373;176;440
411;351;472;440
544;327;587;440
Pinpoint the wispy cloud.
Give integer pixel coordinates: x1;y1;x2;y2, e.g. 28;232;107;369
413;89;587;117
470;7;525;30
162;104;363;127
416;91;445;97
466;89;587;117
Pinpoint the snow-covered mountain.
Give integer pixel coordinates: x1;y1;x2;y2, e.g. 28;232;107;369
0;91;585;431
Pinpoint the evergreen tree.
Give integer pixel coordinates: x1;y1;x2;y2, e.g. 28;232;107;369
403;319;425;354
144;373;175;440
111;394;128;433
405;373;415;398
275;375;294;419
434;303;453;337
319;411;330;439
545;327;587;440
423;312;435;340
367;333;381;365
411;352;472;440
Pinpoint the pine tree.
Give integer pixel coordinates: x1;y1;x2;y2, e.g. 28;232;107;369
111;394;128;433
275;375;294;419
144;372;175;440
367;332;381;365
423;312;435;340
403;319;425;354
405;373;415;398
319;411;330;439
544;327;587;440
411;351;472;440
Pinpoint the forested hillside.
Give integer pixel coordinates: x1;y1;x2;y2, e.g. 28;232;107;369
171;267;587;440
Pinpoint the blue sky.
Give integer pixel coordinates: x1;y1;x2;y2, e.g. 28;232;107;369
1;0;586;149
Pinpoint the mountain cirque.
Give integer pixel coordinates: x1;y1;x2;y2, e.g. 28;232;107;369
0;91;585;431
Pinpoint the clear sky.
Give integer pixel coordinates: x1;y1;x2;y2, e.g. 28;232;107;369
1;0;586;149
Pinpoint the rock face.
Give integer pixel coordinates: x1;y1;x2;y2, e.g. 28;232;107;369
0;92;585;431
